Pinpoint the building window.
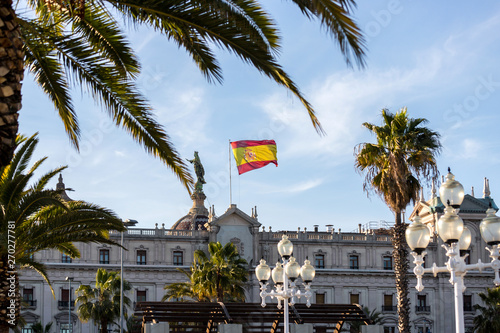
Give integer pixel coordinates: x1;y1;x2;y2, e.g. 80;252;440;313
97;325;110;333
316;293;325;304
417;327;431;333
99;249;109;264
416;295;429;312
21;324;33;333
382;294;395;312
463;295;473;312
350;293;359;305
383;256;392;270
314;254;325;269
62;253;72;263
137;250;147;265
173;251;183;266
59;288;74;309
23;288;36;307
349;255;359;269
137;290;147;303
60;324;71;333
383;328;396;333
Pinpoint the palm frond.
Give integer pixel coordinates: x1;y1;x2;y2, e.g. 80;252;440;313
287;0;366;68
21;18;80;148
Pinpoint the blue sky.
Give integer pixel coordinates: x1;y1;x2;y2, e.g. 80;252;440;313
19;1;500;232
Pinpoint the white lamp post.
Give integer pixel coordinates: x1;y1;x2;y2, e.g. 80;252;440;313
255;235;316;333
65;277;73;333
406;169;500;333
120;219;137;333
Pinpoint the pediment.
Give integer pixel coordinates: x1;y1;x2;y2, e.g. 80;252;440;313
459;195;495;213
210;204;261;228
21;311;39;322
410;194;498;221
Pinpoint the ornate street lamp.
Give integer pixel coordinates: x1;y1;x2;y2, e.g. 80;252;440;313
406;169;500;333
255;235;316;333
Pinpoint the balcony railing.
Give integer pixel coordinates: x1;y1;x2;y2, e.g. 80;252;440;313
22;299;37;308
381;305;397;312
415;306;431;312
463;304;474;312
58;301;75;310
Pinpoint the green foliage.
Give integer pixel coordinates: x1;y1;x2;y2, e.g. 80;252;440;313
473;286;500;333
354;107;441;215
0;133;125;293
32;321;53;333
348;307;383;333
8;0;367;191
76;268;132;333
164;242;248;302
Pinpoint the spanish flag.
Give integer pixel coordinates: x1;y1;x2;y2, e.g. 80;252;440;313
230;140;278;175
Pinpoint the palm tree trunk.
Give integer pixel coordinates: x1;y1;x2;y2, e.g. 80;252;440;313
0;0;24;167
101;318;108;333
392;212;410;333
0;254;20;333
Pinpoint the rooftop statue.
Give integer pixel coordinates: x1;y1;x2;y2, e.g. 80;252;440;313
187;151;206;192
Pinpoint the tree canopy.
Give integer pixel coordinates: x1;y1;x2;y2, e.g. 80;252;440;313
164;242;248;302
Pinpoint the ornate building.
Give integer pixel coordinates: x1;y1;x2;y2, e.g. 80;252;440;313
17;176;498;333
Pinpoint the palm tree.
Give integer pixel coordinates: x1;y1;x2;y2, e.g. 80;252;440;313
348;306;383;333
0;0;366;186
473;287;500;333
76;268;132;333
162;270;211;302
0;134;125;333
32;321;53;333
354;108;441;333
163;242;248;302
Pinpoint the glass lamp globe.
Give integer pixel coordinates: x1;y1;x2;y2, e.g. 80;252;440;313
480;206;500;246
437;206;464;245
277;234;293;259
439;169;465;209
285;257;301;281
406;216;431;254
300;258;316;283
458;226;472;251
271;262;284;285
255;258;271;283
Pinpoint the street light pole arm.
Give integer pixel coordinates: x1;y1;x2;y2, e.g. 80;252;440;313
486;245;500;286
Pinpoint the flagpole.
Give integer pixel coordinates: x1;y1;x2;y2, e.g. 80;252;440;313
229;140;232;205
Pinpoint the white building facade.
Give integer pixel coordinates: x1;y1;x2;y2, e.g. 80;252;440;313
17;178;499;333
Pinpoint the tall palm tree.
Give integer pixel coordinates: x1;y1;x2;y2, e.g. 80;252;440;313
163;242;248;302
76;268;132;333
473;287;500;333
0;133;125;333
0;0;366;188
354;108;441;333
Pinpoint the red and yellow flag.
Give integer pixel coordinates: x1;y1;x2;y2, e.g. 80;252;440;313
230;140;278;175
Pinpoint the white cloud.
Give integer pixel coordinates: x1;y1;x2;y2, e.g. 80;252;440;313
263;178;324;194
258;52;447;166
444;13;500;57
154;86;212;149
114;150;126;157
